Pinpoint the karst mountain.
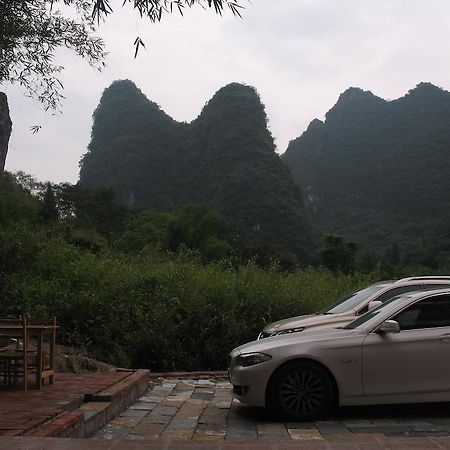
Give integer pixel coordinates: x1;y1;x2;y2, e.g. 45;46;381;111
79;80;315;265
283;82;450;258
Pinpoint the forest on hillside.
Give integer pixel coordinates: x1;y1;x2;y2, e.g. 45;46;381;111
283;83;450;268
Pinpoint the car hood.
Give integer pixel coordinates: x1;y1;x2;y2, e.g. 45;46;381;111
238;327;357;355
262;312;353;335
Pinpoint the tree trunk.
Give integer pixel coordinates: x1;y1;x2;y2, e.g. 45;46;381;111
0;92;12;173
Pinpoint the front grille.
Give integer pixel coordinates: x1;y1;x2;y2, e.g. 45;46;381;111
233;385;249;396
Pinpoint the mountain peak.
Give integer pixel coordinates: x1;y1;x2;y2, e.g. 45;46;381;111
197;82;268;131
405;82;447;101
205;82;262;109
215;82;259;97
409;82;442;94
335;86;383;107
102;79;144;99
325;86;385;122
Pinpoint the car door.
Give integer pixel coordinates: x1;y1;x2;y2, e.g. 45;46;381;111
361;293;450;397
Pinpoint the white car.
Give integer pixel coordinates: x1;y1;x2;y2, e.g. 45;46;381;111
229;288;450;420
258;276;450;339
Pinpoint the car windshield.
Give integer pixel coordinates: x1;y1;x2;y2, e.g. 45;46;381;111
343;295;411;330
320;284;385;314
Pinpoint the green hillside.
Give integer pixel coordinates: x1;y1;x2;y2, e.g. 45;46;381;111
283;83;450;266
80;81;315;266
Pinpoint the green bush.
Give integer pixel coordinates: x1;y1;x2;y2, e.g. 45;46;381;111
0;225;375;370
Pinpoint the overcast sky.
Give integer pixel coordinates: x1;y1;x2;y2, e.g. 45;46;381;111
3;0;450;183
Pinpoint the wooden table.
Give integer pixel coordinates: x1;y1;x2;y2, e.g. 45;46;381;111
0;324;57;389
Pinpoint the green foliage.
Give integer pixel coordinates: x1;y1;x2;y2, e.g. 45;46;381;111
8;168;449;371
0;223;374;370
117;204;235;262
0;170;375;371
117;209;169;254
0;0;105;110
0;172;40;225
166;205;233;261
54;183;128;237
406;215;450;269
320;234;357;274
39;182;58;222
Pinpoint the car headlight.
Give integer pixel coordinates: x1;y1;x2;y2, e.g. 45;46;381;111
236;352;272;367
275;327;305;335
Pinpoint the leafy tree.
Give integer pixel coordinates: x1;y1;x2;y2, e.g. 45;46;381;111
167;204;233;262
383;242;401;266
0;0;105;111
54;183;128;237
0;0;243;111
39;182;59;222
117;209;171;253
320;234;357;274
0;171;40;225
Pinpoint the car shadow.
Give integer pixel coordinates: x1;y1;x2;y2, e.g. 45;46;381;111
336;402;450;420
230;400;450;423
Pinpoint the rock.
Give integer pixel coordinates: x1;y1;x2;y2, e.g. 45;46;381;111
0;92;12;172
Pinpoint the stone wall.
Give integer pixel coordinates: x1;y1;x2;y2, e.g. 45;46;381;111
0;92;12;172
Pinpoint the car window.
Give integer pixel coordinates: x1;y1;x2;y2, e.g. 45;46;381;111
321;285;385;314
393;294;450;330
344;295;408;330
356;285;425;315
374;285;425;304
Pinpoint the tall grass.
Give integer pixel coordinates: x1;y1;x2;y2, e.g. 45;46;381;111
1;227;377;370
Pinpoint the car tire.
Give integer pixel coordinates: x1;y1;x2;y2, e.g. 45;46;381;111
268;361;333;420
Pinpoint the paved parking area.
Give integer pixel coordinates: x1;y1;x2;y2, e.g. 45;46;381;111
92;376;450;442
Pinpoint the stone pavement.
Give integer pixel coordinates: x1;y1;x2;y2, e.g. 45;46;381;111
92;376;450;443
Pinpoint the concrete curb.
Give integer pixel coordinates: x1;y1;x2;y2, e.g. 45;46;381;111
149;371;227;378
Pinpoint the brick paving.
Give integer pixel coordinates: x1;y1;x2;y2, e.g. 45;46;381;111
92;376;450;444
0;371;129;436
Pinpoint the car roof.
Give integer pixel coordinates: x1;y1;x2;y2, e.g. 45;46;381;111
368;277;450;290
394;276;450;283
401;287;450;299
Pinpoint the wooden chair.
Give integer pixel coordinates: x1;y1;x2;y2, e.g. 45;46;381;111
0;317;22;350
0;317;36;390
28;317;57;387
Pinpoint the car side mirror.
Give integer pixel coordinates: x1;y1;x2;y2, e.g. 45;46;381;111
368;300;382;311
378;320;400;334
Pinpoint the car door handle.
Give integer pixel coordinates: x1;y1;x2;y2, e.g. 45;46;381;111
439;335;450;343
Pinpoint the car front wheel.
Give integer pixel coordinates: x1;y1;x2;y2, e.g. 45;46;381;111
269;361;333;420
